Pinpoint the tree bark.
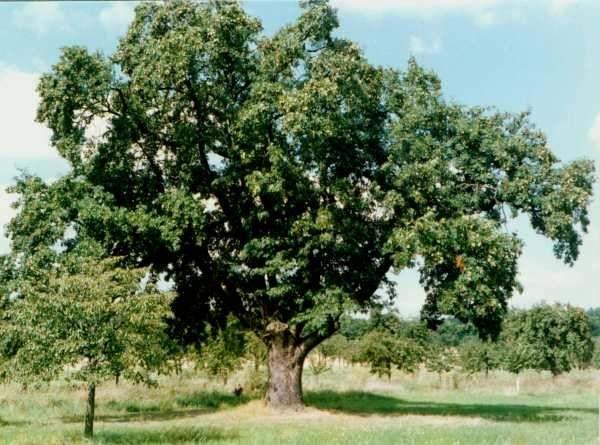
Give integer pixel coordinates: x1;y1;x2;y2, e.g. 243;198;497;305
265;332;306;409
84;383;96;438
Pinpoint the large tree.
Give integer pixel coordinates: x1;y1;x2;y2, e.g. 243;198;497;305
3;0;594;408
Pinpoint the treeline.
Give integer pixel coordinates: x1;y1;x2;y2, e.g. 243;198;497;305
314;304;594;385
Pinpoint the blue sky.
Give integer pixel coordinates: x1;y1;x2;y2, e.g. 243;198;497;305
0;0;598;315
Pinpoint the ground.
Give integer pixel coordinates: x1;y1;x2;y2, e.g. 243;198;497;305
0;365;598;444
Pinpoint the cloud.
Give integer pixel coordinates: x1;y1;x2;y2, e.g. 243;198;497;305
589;113;600;149
408;36;442;55
549;0;579;15
12;2;67;34
0;66;58;160
99;2;137;33
332;0;574;23
331;0;502;16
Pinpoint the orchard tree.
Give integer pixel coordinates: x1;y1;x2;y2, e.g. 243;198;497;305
499;339;537;394
197;316;246;384
425;343;458;383
4;0;594;408
501;304;593;380
2;258;172;438
459;339;499;378
357;329;423;379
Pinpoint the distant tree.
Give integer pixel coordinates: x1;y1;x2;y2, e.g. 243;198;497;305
244;331;268;372
436;318;478;347
2;258;172;438
197;317;246;385
308;352;331;384
425;343;458;383
501;304;593;379
586;308;600;337
319;334;350;366
500;339;538;394
6;0;594;409
339;316;372;340
358;329;423;379
591;338;600;369
459;339;500;378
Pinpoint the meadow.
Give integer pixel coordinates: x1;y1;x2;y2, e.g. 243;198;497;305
0;363;598;445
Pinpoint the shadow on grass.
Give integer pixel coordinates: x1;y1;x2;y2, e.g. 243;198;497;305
88;426;237;444
305;390;595;423
62;391;251;424
0;418;29;427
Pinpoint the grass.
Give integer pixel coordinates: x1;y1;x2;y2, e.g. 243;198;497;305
0;365;599;444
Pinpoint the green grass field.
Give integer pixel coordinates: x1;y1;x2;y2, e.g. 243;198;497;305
0;365;599;444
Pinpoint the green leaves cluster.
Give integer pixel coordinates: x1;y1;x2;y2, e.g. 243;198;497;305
499;303;593;376
2;0;595;384
2;258;173;387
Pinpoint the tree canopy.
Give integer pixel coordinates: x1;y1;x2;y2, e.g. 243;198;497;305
2;0;594;407
1;258;173;437
500;303;593;377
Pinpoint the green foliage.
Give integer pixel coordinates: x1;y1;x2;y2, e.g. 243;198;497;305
3;0;595;404
586;308;600;337
308;353;331;381
424;343;458;377
500;304;593;376
591;337;600;369
319;334;350;360
459;339;500;376
436;318;478;347
196;317;246;384
3;257;173;387
244;331;267;371
357;329;424;379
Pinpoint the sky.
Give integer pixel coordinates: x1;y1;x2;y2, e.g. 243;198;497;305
0;0;598;316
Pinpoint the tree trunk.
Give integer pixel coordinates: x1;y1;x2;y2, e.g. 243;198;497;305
84;383;96;438
265;328;307;410
515;374;520;395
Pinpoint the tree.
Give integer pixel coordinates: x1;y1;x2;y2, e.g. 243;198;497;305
425;343;458;384
357;329;424;379
197;316;246;385
436;318;478;347
586;308;600;337
501;304;593;380
2;258;172;438
459;339;499;378
4;0;594;408
499;338;537;394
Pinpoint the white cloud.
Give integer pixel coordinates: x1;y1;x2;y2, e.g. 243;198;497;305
589;113;600;149
332;0;575;23
408;36;442;55
549;0;578;15
0;66;57;160
99;2;137;33
13;2;66;34
474;10;498;26
331;0;502;16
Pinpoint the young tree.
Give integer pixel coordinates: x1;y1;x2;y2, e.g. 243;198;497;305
499;339;537;394
357;329;424;379
425;343;458;384
319;334;350;367
459;339;500;378
4;1;594;408
197;317;246;385
2;259;172;438
501;304;593;381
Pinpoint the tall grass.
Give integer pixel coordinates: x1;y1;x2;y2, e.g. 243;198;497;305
0;363;598;444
